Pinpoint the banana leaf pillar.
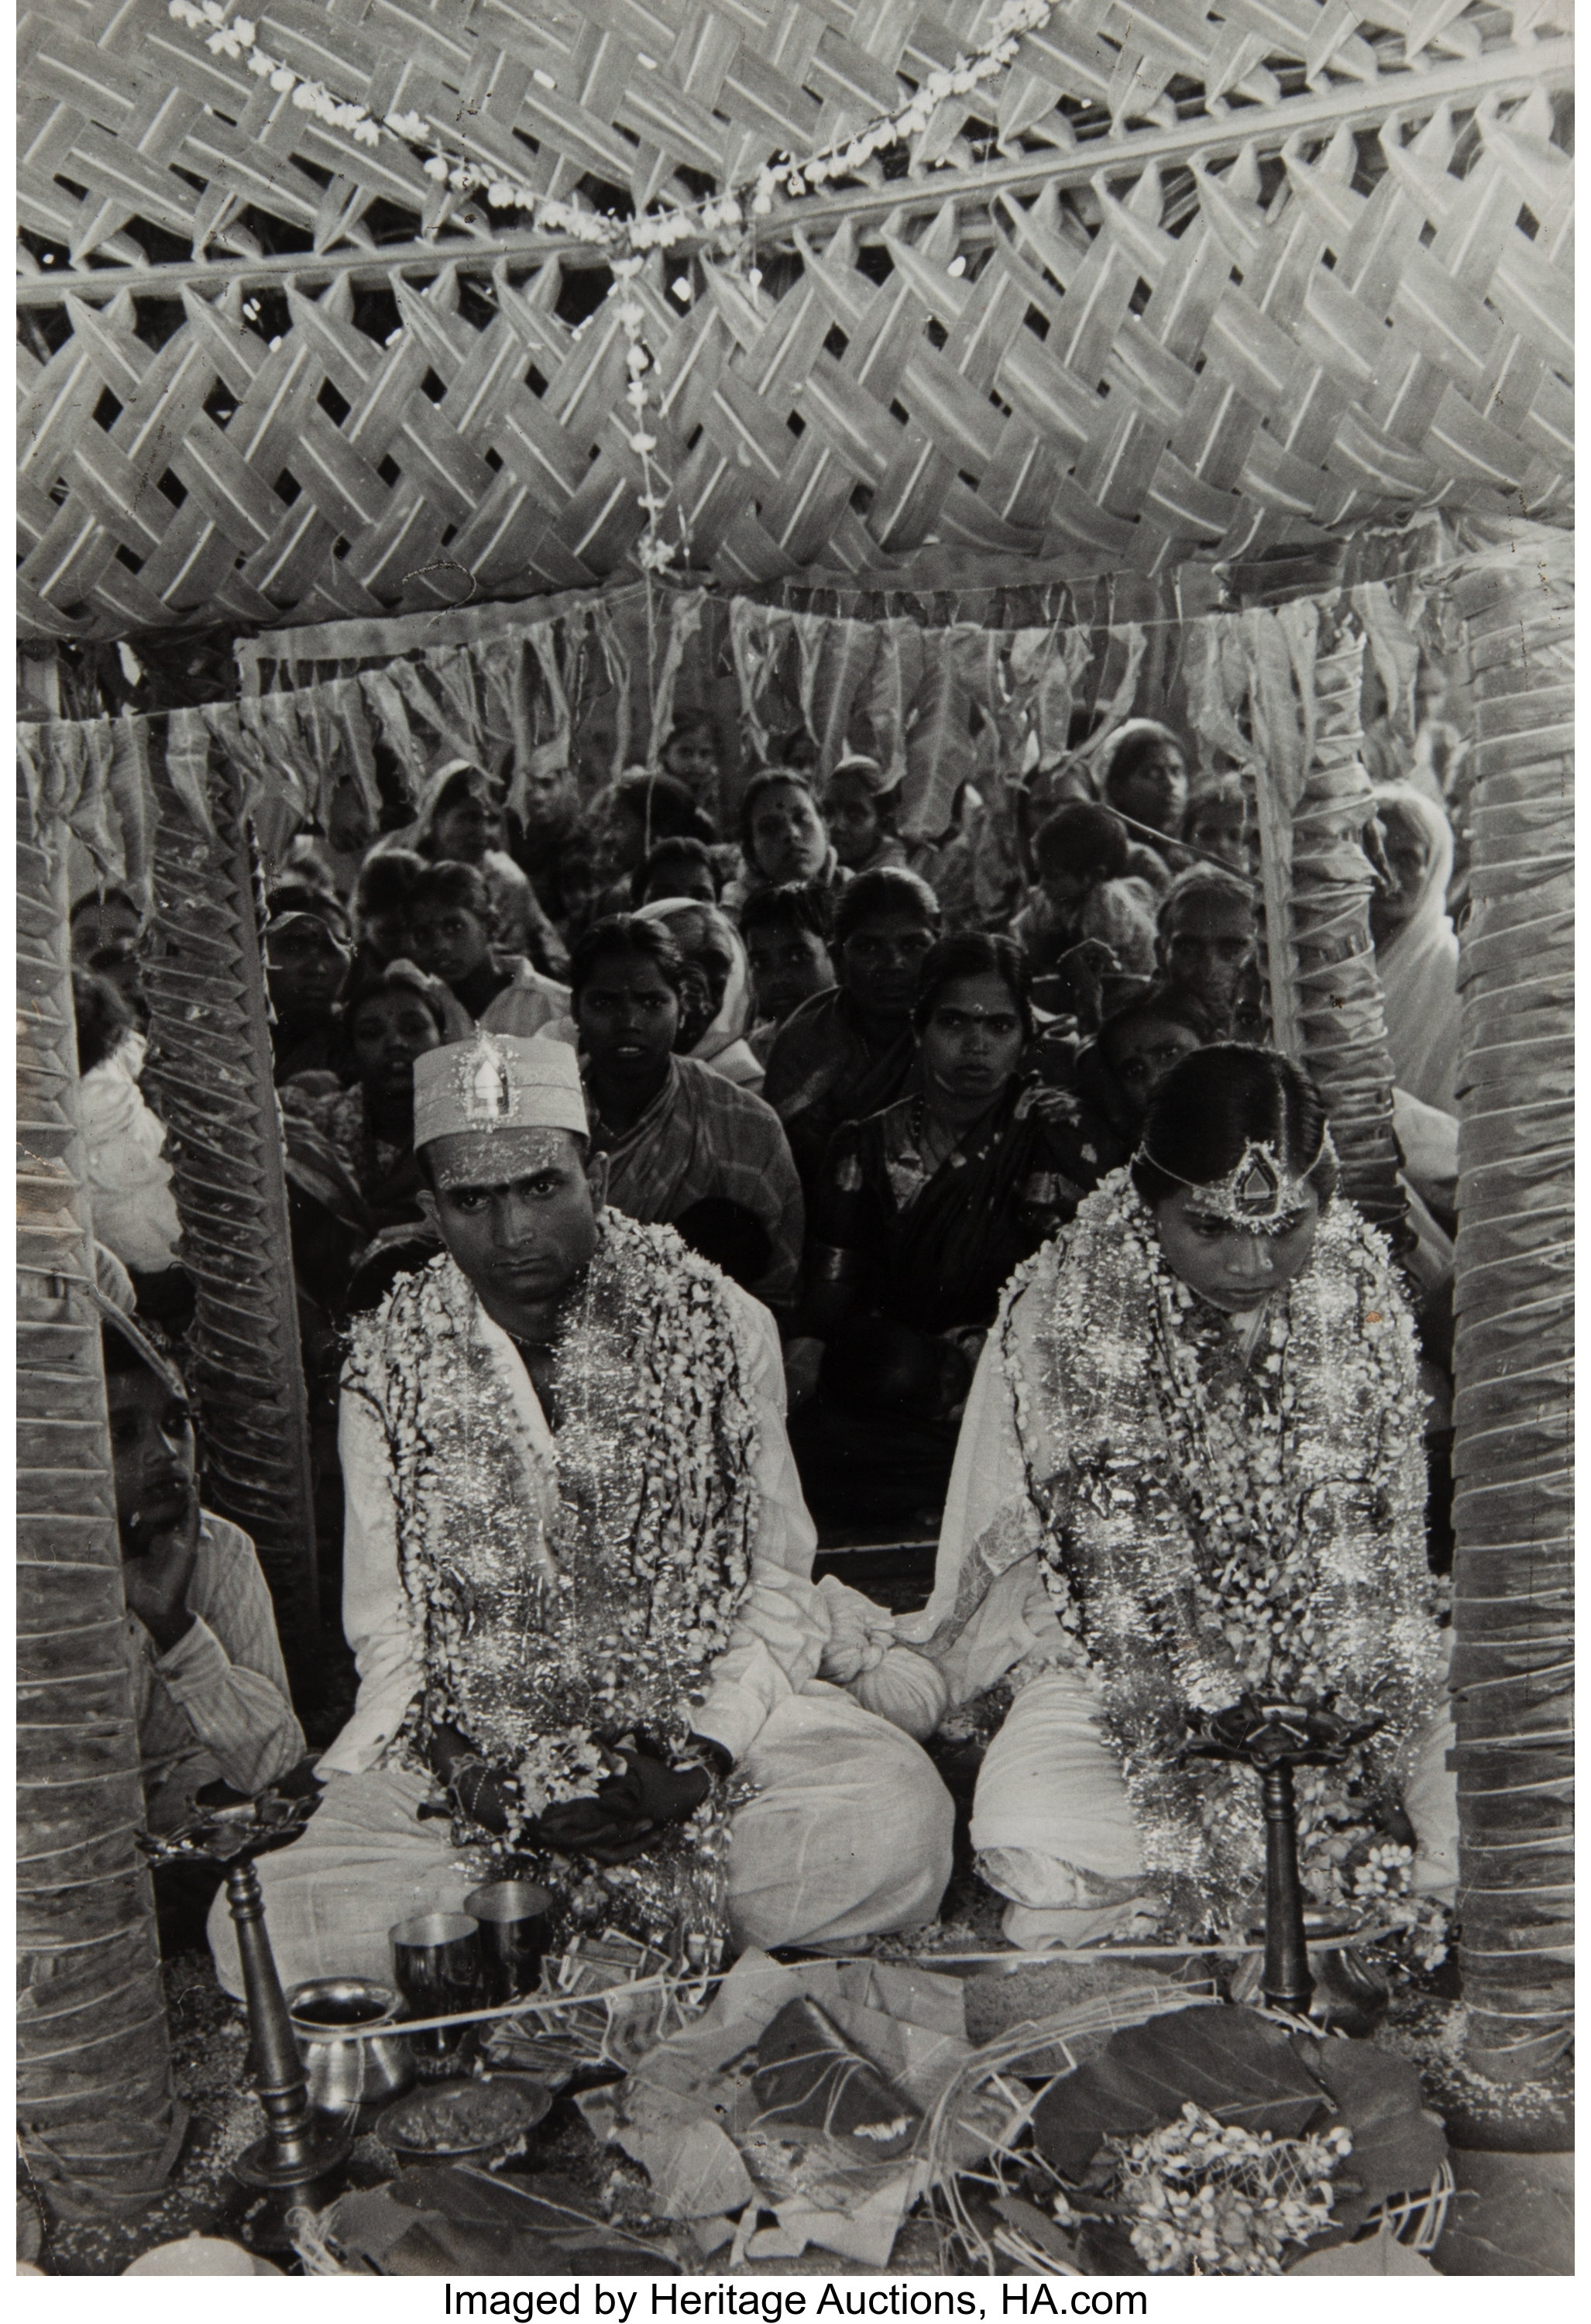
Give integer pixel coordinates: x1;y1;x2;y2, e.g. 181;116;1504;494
138;721;322;1698
1445;557;1574;2078
1244;603;1407;1240
16;768;176;2210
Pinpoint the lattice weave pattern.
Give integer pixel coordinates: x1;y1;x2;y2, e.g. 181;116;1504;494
16;2;1572;641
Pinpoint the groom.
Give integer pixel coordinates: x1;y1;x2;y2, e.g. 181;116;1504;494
209;1032;950;1992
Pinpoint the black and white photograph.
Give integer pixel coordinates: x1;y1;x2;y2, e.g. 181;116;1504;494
13;0;1573;2293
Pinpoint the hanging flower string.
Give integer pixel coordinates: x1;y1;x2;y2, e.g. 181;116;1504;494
167;0;1052;576
612;260;679;579
168;1;1054;252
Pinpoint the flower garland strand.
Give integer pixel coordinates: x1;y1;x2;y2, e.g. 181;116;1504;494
1090;2104;1355;2275
999;1168;1446;1937
168;2;1055;251
168;0;1055;576
348;1213;760;1946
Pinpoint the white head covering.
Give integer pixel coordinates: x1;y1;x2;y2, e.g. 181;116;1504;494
1372;784;1461;1113
404;758;496;854
412;1030;588;1149
634;897;763;1090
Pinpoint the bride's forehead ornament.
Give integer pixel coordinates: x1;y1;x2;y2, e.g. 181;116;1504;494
1136;1133;1333;1232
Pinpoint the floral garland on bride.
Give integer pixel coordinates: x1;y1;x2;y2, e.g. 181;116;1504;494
1003;1169;1446;1939
345;1211;760;1944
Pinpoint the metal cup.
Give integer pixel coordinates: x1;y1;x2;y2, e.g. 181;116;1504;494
465;1880;554;2004
388;1912;481;2063
287;1977;414;2114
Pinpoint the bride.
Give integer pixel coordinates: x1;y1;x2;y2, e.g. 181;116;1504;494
851;1045;1456;1948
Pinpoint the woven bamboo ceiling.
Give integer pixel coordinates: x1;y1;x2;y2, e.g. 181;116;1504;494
17;1;1574;642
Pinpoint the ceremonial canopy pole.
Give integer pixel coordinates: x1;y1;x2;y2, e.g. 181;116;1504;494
138;725;322;1694
16;767;176;2210
1445;549;1574;2078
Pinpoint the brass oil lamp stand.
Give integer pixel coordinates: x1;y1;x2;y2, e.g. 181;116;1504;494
222;1850;354;2202
139;1791;351;2241
1181;1699;1381;2016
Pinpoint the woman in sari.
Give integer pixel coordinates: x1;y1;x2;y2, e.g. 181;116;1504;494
1371;785;1462;1113
1070;985;1214;1149
849;1046;1455;1950
723;770;849;914
786;935;1124;1529
635;896;765;1090
761;866;941;1194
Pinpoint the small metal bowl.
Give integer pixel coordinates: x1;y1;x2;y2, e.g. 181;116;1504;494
375;2073;554;2169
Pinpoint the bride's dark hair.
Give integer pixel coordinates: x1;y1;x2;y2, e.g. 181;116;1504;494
1131;1045;1337;1210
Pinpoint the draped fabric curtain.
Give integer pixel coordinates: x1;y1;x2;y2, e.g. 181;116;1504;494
22;563;1424;1231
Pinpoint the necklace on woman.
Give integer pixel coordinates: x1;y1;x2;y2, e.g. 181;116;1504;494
912;1093;972;1180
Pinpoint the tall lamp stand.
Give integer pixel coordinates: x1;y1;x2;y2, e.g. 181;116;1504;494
139;1792;351;2245
1181;1699;1381;2016
225;1852;353;2199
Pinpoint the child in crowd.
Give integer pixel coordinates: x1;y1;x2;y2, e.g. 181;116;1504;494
631;836;722;907
1012;802;1158;990
1181;772;1256;877
822;755;909;876
351;846;424;969
404;861;569;1040
658;713;723;801
73;968;182;1281
740;882;837;1064
70;886;148;1026
408;759;568;978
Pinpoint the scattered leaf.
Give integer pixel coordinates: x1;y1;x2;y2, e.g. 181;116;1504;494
1290;2033;1448;2233
1291;2226;1438;2274
1033;2007;1325;2183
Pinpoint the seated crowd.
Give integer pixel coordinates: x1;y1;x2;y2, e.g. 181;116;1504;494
72;706;1466;1973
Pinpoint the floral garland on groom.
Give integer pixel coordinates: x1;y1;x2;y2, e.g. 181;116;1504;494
345;1212;760;1948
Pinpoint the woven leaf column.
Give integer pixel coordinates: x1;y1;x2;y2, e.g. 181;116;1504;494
15;773;175;2209
1238;605;1406;1238
1291;614;1407;1244
138;724;321;1694
1445;556;1574;2077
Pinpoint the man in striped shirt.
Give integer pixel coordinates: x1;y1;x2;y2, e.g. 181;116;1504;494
104;1314;304;1863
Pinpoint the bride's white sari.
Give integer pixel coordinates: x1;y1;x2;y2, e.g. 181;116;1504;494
859;1171;1457;1945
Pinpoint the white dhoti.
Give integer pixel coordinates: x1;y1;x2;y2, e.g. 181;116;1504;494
967;1661;1460;1949
208;1683;953;1997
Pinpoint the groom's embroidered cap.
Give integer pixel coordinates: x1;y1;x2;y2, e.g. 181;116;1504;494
413;1030;588;1149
